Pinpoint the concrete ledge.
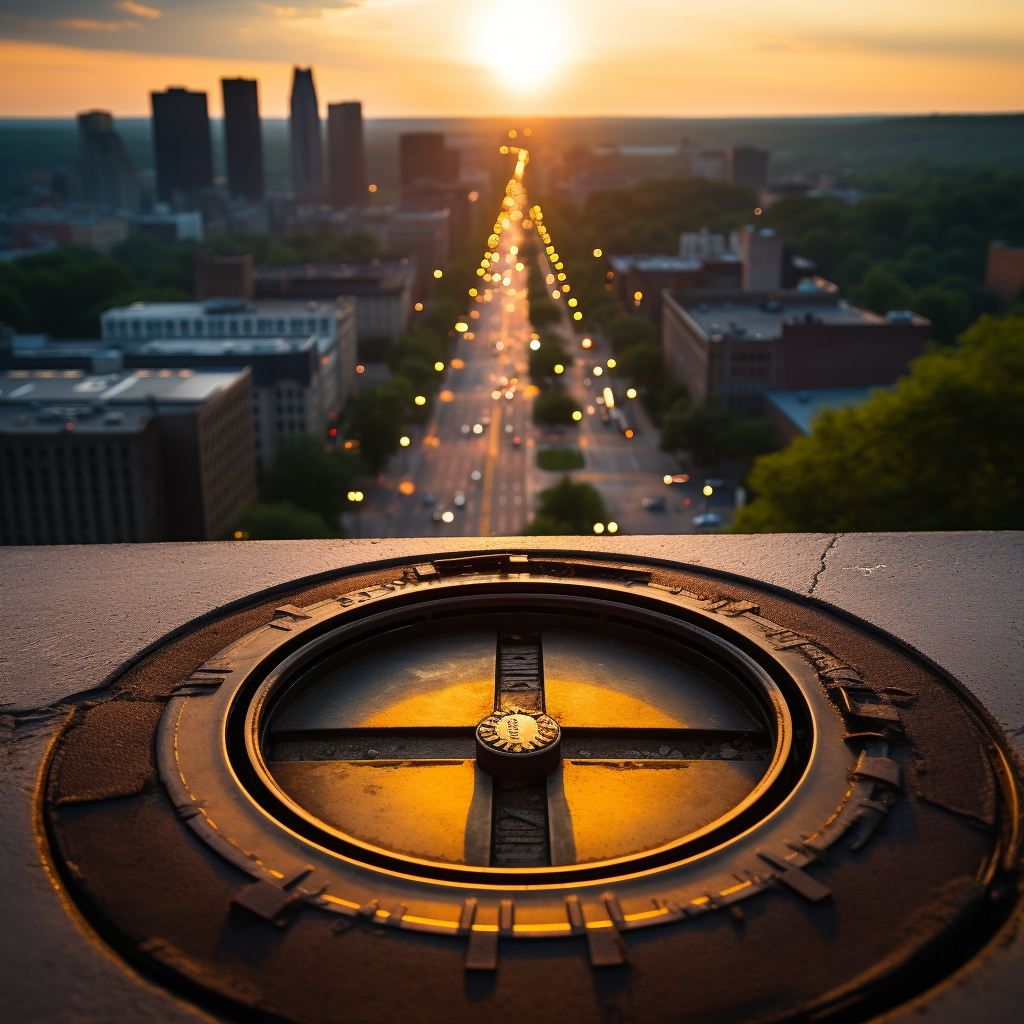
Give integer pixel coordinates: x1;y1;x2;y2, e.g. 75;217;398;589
1;532;1021;1023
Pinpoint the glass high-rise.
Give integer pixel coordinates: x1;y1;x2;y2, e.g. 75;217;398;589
327;101;366;208
221;78;264;202
290;68;323;204
150;87;214;203
77;110;139;213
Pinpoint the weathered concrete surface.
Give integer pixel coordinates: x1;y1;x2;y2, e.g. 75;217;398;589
1;533;1021;1024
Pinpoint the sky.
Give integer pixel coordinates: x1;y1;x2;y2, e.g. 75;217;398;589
0;0;1021;118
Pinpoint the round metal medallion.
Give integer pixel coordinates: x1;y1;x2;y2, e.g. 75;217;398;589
42;552;1021;1024
475;707;562;783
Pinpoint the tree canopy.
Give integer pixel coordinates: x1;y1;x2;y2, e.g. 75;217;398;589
733;316;1024;532
231;500;336;540
523;476;609;535
260;434;361;526
661;401;779;465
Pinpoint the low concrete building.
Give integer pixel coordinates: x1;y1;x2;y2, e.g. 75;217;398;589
195;253;254;300
609;254;742;322
7;314;356;468
740;227;784;290
254;261;415;345
764;387;878;443
0;367;255;544
124;337;347;467
100;297;347;347
7;210;130;253
662;289;930;412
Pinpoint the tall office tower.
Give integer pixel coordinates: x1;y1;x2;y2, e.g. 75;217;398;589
290;67;323;203
150;87;214;203
727;146;770;190
77;110;139;213
221;78;264;202
327;101;366;208
399;132;459;189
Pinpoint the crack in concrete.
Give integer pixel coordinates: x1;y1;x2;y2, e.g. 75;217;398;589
808;533;841;595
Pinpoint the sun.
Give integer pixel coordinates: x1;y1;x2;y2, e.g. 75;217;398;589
472;2;570;90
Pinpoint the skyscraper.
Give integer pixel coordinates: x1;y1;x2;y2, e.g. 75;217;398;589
399;133;459;189
150;88;214;203
77;110;139;213
221;78;264;202
327;101;366;208
290;68;323;204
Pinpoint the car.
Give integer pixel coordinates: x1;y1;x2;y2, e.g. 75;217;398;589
692;513;724;528
641;496;666;511
423;492;435;506
431;505;446;522
453;491;466;508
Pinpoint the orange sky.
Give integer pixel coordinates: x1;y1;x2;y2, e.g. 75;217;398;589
1;1;1021;118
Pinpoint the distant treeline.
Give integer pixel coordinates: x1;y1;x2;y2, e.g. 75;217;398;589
0;230;385;338
541;169;1024;342
4;113;1023;201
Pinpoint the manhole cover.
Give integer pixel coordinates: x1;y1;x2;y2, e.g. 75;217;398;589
44;552;1020;1024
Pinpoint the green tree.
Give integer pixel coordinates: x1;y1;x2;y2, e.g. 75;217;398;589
260;434;361;525
230;501;335;540
854;266;913;314
733;316;1024;532
0;284;33;331
661;401;778;463
347;377;413;472
612;342;663;390
528;297;561;329
532;387;581;426
523;476;608;535
605;313;659;353
910;286;972;343
528;333;572;380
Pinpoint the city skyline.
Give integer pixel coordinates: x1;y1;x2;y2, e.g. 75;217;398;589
0;0;1021;118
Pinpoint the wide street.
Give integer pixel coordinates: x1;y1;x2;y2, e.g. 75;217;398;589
353;213;735;539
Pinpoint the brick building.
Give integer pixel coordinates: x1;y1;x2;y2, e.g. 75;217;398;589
662;289;930;412
0;368;255;544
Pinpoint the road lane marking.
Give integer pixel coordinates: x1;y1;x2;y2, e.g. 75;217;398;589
478;402;503;535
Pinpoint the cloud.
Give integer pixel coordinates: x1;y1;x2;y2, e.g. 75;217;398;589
54;19;142;32
115;2;162;18
258;2;359;15
798;31;1024;61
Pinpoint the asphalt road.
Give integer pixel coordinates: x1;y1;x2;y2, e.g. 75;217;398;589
355;219;737;539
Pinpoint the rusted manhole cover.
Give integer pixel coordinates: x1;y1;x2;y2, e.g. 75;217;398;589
44;552;1020;1023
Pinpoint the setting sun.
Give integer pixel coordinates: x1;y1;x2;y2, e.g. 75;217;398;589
472;2;570;90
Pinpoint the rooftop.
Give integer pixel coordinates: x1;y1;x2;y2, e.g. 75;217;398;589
669;291;930;342
0;368;247;434
610;253;739;274
101;299;341;318
765;387;881;435
255;261;416;289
